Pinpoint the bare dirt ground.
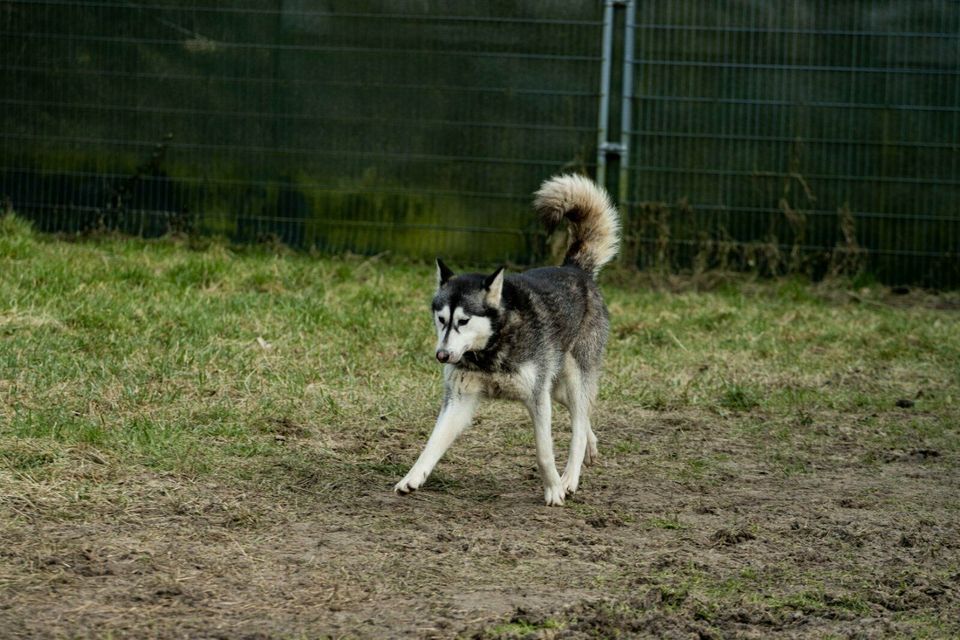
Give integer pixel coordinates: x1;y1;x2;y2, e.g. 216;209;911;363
2;404;957;639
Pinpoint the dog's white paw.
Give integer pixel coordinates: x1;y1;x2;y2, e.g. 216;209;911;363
543;483;566;507
560;469;580;495
394;468;427;495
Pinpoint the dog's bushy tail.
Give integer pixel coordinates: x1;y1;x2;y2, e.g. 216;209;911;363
533;174;621;278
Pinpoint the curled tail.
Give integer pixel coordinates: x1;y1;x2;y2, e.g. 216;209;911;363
533;174;621;278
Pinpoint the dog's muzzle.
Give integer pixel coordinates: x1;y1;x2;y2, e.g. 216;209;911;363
436;349;451;363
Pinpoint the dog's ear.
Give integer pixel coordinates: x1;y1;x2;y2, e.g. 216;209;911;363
436;258;455;289
484;266;505;307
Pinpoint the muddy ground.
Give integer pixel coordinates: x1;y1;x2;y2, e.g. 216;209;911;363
2;403;957;639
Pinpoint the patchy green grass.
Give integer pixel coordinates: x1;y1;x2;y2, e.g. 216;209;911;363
1;222;439;481
3;221;956;479
479;617;563;639
1;215;958;638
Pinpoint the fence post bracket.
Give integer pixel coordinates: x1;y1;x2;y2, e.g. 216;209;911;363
599;142;628;156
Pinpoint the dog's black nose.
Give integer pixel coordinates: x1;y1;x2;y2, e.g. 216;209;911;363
436;350;450;363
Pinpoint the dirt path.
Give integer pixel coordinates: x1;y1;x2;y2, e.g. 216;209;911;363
2;407;958;638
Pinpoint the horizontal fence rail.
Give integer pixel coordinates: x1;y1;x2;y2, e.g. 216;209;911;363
1;0;958;287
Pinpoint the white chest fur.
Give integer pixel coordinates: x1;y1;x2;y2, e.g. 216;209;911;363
446;361;540;402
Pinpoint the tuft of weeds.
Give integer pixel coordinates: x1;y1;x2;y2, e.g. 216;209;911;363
479;617;562;639
0;211;38;259
718;382;760;411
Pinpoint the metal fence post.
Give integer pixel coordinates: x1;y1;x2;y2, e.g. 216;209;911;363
596;0;632;205
595;0;616;188
617;0;636;209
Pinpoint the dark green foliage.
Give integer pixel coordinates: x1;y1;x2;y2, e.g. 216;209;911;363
1;2;957;285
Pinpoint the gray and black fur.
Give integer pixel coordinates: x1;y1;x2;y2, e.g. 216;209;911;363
395;174;620;506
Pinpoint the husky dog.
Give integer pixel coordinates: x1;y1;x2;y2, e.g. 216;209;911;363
394;174;620;506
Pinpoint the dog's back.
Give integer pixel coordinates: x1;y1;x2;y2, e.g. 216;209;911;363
501;266;606;363
509;174;621;366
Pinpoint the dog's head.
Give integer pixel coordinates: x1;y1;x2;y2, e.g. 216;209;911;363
430;258;504;365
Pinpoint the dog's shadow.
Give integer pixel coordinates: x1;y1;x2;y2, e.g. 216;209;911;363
410;464;583;509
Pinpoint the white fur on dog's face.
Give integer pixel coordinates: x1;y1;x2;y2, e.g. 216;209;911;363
435;304;493;364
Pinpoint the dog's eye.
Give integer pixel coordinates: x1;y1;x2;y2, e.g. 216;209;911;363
458;318;470;327
438;317;446;324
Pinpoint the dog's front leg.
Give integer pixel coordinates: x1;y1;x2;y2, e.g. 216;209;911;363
526;389;565;506
395;389;479;495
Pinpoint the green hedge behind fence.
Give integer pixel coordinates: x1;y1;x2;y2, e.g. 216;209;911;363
624;1;960;286
1;1;957;286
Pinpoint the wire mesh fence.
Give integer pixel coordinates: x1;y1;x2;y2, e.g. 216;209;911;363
623;1;960;287
1;1;958;286
0;0;602;264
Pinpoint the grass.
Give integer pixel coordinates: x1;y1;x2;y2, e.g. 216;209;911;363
1;214;959;638
480;617;563;639
3;224;957;479
1;225;437;480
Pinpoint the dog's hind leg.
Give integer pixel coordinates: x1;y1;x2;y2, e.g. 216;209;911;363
560;356;591;495
585;423;599;466
395;390;480;495
583;367;600;466
526;388;565;506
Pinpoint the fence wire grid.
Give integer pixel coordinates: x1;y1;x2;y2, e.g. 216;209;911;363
1;1;958;286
